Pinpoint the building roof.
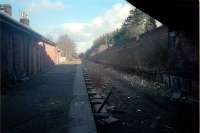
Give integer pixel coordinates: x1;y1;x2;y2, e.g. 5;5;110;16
0;12;56;46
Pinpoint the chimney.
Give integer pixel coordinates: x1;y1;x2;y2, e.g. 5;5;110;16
0;4;12;16
20;11;29;26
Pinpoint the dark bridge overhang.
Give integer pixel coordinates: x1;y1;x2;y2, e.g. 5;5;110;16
127;0;199;35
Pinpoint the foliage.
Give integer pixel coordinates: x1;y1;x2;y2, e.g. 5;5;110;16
85;8;158;57
56;34;76;59
112;8;157;46
145;16;157;32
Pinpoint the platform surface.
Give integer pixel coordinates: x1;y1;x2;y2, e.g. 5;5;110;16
2;64;97;133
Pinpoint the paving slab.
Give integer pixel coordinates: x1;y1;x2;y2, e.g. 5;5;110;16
66;65;97;133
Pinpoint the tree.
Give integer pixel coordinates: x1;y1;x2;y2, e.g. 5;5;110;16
86;7;159;56
111;29;129;46
132;8;146;25
56;34;76;60
121;10;133;28
144;16;157;32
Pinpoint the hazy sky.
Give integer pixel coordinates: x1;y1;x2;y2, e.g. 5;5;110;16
0;0;135;53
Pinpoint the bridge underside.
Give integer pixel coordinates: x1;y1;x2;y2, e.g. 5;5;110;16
127;0;199;35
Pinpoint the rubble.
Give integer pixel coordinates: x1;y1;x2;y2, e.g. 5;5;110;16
140;120;145;124
150;121;159;129
90;99;103;105
106;105;125;114
155;116;161;120
20;76;30;81
171;92;181;100
101;116;120;124
94;113;110;119
83;61;197;133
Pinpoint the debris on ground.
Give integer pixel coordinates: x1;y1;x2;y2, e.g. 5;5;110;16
101;116;120;124
171;92;182;100
82;60;198;133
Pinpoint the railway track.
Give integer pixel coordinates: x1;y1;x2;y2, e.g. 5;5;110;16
82;68;120;126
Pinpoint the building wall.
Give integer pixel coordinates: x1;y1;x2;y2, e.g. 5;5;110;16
1;17;59;93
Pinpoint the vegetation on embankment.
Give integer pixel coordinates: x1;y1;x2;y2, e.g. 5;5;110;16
86;26;168;73
85;8;158;58
84;8;168;72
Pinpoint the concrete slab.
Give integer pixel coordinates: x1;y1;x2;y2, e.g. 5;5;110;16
66;65;97;133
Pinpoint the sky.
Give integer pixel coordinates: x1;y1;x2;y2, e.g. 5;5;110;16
0;0;136;53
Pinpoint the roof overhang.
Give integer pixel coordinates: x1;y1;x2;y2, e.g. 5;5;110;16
0;12;56;46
